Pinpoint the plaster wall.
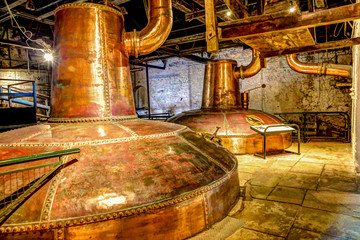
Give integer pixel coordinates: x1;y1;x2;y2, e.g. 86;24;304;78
134;47;352;118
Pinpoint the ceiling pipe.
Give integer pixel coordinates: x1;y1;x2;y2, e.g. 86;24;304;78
124;0;173;58
286;54;352;78
234;50;262;79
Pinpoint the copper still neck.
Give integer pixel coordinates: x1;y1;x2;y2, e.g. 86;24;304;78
201;51;263;110
50;2;172;121
202;60;241;109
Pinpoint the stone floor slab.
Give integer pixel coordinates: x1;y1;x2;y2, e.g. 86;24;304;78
271;160;299;167
267;186;306;205
250;172;284;187
291;162;324;175
226;228;284;240
237;165;263;174
318;177;357;192
248;185;274;199
190;216;246;240
233;199;300;237
303;190;360;218
278;172;319;190
294;207;360;239
238;172;253;186
287;228;342;240
324;164;356;173
321;169;357;179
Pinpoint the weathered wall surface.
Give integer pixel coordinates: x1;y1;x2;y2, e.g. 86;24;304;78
0;69;50;110
134;47;352;118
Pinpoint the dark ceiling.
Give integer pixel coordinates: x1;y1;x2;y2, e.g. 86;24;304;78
0;0;355;68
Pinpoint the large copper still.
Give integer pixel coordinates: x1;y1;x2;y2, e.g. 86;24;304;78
168;59;292;154
0;2;239;239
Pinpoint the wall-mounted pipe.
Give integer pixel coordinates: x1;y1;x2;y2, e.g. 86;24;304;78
286;54;352;78
234;50;262;80
125;0;173;57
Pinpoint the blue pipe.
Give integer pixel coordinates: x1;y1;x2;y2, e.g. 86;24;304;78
1;97;50;110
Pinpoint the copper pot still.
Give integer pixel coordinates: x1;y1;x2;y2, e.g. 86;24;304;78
0;2;239;239
168;59;292;154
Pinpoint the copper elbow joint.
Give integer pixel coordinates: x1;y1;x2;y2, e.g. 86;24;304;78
125;0;173;57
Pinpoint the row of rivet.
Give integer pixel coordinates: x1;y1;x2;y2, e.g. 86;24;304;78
99;10;112;118
177;135;230;173
54;2;124;19
40;152;71;222
48;115;138;123
0;169;235;235
0;127;189;147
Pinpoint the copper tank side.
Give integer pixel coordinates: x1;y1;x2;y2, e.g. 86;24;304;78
51;3;135;120
286;54;352;78
213;60;241;108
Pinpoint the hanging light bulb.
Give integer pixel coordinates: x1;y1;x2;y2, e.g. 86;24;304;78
227;11;231;16
44;52;54;61
289;1;296;12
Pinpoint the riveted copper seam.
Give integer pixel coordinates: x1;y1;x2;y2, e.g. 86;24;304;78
177;134;229;173
286;54;352;78
124;0;173;57
0;127;189;148
48;116;138;123
40;153;72;222
98;9;112;117
202;193;209;227
54;3;123;18
0;164;236;235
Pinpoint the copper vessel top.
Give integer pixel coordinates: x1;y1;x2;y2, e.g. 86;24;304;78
54;2;124;17
212;59;237;65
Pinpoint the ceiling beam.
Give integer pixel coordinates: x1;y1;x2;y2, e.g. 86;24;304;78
222;0;248;19
0;0;27;12
0;39;44;51
205;0;219;52
262;37;360;58
163;32;205;47
219;3;360;41
185;4;228;21
0;10;54;25
173;0;205;23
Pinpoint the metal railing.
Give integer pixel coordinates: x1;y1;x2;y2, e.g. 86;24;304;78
0;79;50;117
274;111;351;143
0;148;80;225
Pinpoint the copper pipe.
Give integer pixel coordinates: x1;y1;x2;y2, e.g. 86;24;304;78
286;54;352;78
234;50;262;79
202;61;215;108
125;0;173;57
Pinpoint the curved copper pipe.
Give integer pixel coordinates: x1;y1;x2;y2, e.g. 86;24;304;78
286;54;352;78
234;50;262;79
125;0;173;57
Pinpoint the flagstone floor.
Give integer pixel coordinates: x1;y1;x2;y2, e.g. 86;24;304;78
191;142;360;240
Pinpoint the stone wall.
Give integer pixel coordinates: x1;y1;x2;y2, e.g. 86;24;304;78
134;47;352;119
